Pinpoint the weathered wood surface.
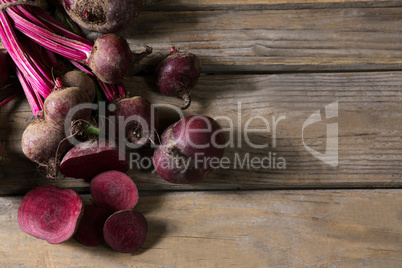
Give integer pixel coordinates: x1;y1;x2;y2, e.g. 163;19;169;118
125;6;402;73
0;190;401;267
1;71;400;194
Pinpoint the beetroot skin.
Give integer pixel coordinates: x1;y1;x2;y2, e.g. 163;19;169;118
21;120;71;178
103;210;147;253
155;49;201;110
18;185;83;244
59;139;128;179
89;34;133;84
44;86;92;130
60;70;96;101
63;0;142;33
153;115;226;184
114;96;158;146
74;205;111;246
90;170;139;211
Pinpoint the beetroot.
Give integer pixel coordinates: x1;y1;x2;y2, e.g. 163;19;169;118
60;70;96;101
114;96;158;146
153;115;226;184
88;34;133;84
18;185;83;244
21;120;71;178
103;210;147;253
59;140;128;179
74;205;111;246
62;0;142;33
44;86;92;130
91;170;139;211
155;48;201;110
0;50;10;87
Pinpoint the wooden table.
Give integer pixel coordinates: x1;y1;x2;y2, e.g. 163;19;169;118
0;0;401;267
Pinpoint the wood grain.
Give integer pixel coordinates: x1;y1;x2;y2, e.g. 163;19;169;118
1;72;400;194
124;7;402;73
0;190;401;267
143;0;402;10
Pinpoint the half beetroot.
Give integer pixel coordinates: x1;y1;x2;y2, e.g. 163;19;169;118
18;185;83;244
90;170;139;212
103;210;148;253
59;140;128;179
74;205;111;246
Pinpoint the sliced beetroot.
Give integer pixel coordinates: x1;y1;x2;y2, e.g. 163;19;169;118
59;140;128;179
18;185;83;244
90;170;139;212
103;210;147;253
74;205;111;246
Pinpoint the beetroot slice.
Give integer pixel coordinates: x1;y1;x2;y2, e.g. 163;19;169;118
90;170;139;212
74;205;111;246
59;140;128;179
103;210;147;253
18;185;83;244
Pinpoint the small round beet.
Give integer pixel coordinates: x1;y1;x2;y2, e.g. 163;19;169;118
114;96;158;146
74;205;111;246
103;210;147;253
91;170;139;212
21;120;71;178
44;86;92;130
153;115;226;184
62;0;142;33
89;34;133;84
59;140;129;179
60;71;96;101
155;49;201;110
18;185;83;244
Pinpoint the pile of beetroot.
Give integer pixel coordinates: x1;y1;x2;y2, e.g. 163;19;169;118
0;0;226;253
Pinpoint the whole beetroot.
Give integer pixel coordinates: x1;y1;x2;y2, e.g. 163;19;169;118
153;115;226;184
18;185;83;244
114;96;158;146
60;70;96;101
88;34;133;84
21;120;71;178
155;48;201;110
62;0;142;33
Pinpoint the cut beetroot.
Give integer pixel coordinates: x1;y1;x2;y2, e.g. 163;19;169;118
90;170;139;212
17;185;83;244
59;140;128;179
74;205;111;246
103;210;147;253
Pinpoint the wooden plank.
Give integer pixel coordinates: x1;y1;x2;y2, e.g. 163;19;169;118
124;7;402;73
143;0;402;10
0;72;400;194
0;190;401;267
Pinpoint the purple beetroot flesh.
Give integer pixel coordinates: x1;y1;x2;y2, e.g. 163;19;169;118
74;205;111;246
153;115;226;184
18;185;83;244
62;0;143;33
59;139;128;179
103;210;148;253
90;170;139;212
155;49;201;110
